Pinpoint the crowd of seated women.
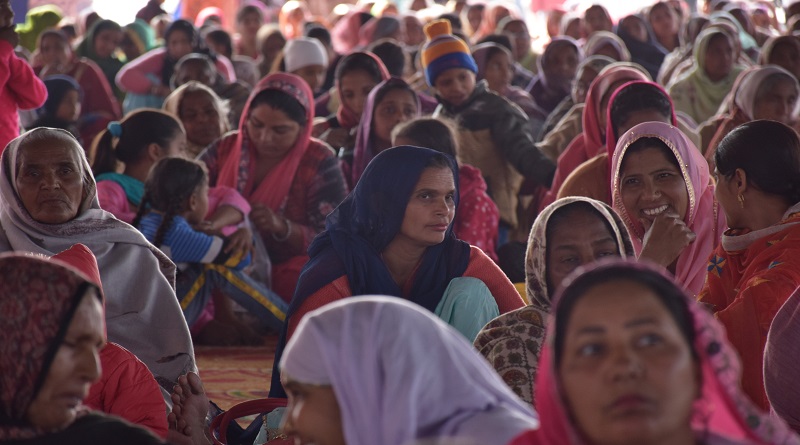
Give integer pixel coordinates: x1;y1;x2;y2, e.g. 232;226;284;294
4;0;800;444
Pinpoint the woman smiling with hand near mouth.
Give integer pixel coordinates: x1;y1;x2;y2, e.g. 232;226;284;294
611;121;726;296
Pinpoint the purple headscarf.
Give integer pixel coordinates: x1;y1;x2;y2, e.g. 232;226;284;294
281;296;538;445
350;77;420;187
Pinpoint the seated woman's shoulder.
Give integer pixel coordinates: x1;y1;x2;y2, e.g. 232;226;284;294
21;412;166;445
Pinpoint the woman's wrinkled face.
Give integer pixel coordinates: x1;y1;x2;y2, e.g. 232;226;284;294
484;51;514;93
39;35;71;68
559;279;698;445
372;88;417;144
93;28;121;59
246;103;303;160
180;91;223;147
619;145;689;230
545;206;620;294
340;69;379;117
26;291;104;432
55;90;81;123
395;167;456;249
703;34;734;82
769;42;800;81
167;30;193;61
15;138;87;225
752;77;799;124
281;379;345;445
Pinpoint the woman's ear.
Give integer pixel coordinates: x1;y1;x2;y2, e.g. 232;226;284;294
147;143;163;162
187;190;198;212
733;168;748;195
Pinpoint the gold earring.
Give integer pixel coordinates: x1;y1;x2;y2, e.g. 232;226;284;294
737;194;745;208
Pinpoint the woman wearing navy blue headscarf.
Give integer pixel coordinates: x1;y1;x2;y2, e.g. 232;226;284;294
270;145;525;397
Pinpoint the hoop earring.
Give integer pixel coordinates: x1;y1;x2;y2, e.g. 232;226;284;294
737;194;745;208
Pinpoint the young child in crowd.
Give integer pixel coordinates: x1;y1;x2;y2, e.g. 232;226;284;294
393;117;500;262
0;0;47;150
421;19;554;245
134;157;288;346
29;75;82;142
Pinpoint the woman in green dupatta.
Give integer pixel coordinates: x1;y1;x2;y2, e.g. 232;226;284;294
75;20;125;101
121;19;158;63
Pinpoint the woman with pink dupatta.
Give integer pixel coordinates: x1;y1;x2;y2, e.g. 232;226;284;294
200;73;348;301
541;64;649;210
510;260;800;445
610;121;726;296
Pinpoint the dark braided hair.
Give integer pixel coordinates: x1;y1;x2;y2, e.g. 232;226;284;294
133;157;207;247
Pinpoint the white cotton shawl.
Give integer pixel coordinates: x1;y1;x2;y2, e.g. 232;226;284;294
0;128;196;397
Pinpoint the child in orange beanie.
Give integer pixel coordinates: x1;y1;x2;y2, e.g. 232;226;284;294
422;19;554;244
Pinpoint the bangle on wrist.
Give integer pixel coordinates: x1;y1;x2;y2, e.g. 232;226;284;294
271;217;292;242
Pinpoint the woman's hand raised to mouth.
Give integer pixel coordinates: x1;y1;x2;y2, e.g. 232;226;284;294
638;210;696;269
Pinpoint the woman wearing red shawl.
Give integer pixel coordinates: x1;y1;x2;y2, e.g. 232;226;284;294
200;73;348;301
510;260;800;445
0;252;169;444
541;65;650;209
611;121;726;296
699;120;800;410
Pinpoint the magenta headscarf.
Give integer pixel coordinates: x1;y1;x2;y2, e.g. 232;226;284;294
542;64;650;209
350;77;420;187
281;296;538;445
610;121;726;296
531;259;800;445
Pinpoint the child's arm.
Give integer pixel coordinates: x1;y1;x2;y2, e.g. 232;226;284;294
0;36;47;111
168;219;252;271
492;100;556;188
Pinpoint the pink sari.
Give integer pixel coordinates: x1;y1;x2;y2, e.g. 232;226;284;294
519;260;800;445
215;73;313;212
610;121;726;296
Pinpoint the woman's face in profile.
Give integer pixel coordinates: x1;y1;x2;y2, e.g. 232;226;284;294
558;279;698;445
15;138;86;225
26;291;104;432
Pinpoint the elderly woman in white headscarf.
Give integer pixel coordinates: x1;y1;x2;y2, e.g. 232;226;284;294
0;127;195;400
